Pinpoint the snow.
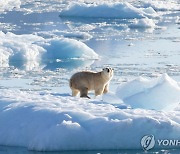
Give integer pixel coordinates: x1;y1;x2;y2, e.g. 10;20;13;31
0;75;179;151
0;0;21;12
116;74;180;110
0;32;98;70
59;2;157;19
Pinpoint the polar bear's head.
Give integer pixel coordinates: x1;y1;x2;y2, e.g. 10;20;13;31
102;67;114;81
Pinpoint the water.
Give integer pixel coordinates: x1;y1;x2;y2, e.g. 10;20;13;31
0;146;180;154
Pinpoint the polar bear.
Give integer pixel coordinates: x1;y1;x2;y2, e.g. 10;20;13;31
69;67;114;98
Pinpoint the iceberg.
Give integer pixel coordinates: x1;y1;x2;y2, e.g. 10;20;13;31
0;88;179;151
129;18;156;29
138;0;180;11
0;32;98;70
0;32;45;69
59;2;157;19
116;74;180;110
43;38;98;60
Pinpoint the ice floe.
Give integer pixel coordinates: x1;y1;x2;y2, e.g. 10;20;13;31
129;18;156;29
0;32;44;69
0;0;21;12
0;74;179;151
116;74;180;110
0;32;98;70
42;38;98;60
59;2;157;19
138;0;180;11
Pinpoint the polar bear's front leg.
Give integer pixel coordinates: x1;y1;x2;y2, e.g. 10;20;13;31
95;87;104;96
103;83;109;94
72;89;79;96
